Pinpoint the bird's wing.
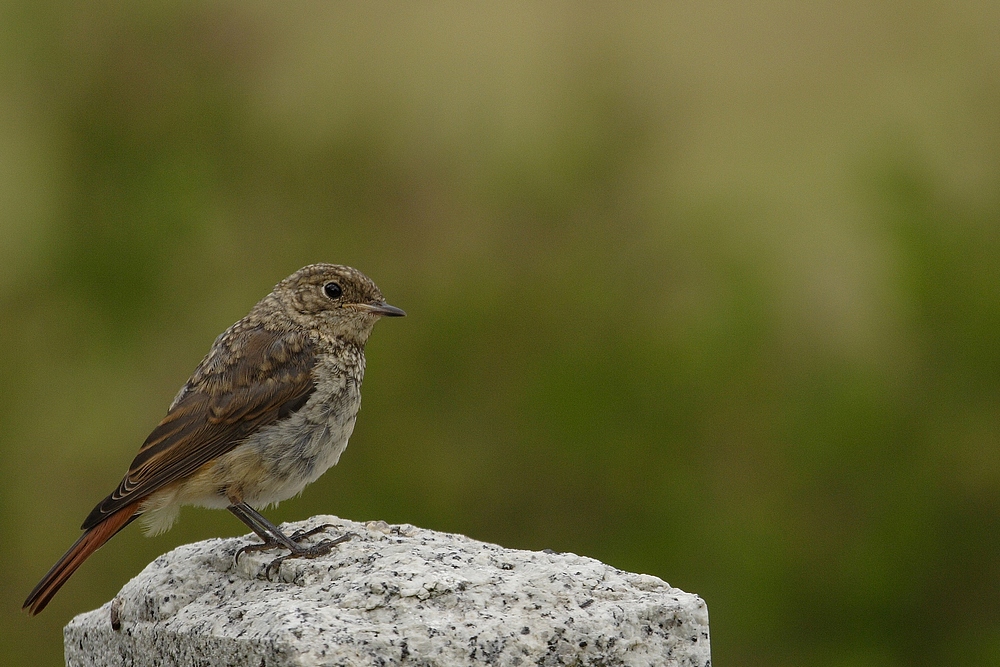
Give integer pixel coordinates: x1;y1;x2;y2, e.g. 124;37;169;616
81;325;317;530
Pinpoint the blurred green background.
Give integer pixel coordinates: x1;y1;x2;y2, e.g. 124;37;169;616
2;2;999;665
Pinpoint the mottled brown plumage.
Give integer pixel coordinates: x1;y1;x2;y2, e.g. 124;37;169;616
24;264;404;615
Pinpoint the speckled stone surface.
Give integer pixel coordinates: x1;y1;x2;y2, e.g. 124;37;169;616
64;516;710;666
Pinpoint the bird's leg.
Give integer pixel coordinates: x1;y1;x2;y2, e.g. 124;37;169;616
228;503;354;577
228;503;293;547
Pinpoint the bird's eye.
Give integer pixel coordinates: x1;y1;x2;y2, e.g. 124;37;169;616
323;282;343;299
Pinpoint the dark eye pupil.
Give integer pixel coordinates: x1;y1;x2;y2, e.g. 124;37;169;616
323;282;342;299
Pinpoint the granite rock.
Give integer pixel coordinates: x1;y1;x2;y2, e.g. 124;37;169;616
64;516;710;666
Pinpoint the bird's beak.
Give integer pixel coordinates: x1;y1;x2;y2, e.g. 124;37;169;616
354;302;406;317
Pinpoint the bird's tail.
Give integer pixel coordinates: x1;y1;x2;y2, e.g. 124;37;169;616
23;502;140;616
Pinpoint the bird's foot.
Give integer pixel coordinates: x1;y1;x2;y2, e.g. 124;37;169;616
262;532;355;578
234;525;356;578
288;523;338;541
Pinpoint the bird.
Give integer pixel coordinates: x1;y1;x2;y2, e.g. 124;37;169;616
23;263;404;615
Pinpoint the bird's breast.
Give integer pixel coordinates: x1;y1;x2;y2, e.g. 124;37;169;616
219;351;366;506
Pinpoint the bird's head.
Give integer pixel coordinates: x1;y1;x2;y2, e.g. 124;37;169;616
272;264;405;345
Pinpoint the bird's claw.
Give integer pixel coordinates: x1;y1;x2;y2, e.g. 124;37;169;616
233;527;356;579
288;523;337;541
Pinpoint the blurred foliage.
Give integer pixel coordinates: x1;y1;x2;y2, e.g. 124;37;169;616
2;3;999;666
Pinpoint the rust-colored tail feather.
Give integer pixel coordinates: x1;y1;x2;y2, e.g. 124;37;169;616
23;503;139;616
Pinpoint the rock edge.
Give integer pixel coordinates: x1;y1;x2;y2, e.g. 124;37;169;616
64;516;710;666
